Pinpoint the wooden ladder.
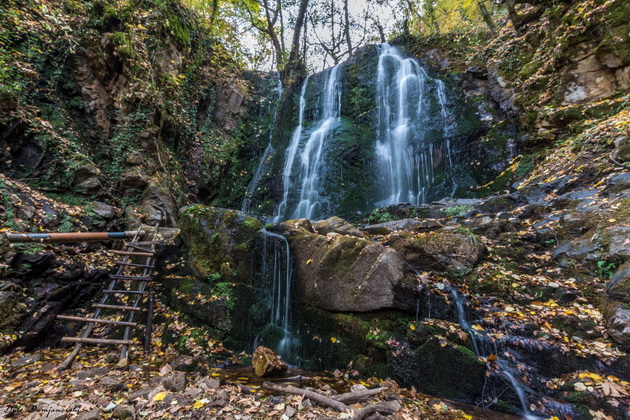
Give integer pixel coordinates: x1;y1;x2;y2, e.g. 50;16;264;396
57;225;161;370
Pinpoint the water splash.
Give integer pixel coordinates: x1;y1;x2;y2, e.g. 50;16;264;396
375;43;455;206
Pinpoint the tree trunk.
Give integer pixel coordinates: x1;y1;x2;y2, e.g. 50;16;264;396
343;0;352;56
284;0;309;79
477;1;496;35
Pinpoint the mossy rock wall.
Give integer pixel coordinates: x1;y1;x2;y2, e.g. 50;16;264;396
178;206;262;282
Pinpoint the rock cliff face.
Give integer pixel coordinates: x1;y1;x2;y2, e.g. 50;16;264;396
0;0;279;232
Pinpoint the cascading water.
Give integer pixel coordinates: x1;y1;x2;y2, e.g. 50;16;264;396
275;77;309;222
375;43;456;206
254;228;298;362
275;64;342;222
449;288;540;419
241;75;283;215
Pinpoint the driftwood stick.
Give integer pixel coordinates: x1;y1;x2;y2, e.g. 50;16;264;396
350;401;400;420
333;387;384;404
262;381;350;412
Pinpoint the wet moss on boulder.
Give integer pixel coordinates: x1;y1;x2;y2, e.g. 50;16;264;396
178;206;262;282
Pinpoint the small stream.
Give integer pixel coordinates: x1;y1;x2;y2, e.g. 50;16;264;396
447;285;575;419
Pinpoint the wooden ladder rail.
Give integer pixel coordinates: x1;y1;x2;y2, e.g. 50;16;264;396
58;229;144;371
118;224;160;366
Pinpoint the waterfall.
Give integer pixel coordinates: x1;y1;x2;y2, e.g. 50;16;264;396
275;64;342;222
254;228;298;362
241;75;283;214
275;77;310;222
375;43;454;207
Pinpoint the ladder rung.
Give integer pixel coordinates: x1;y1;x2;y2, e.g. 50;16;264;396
126;244;153;252
93;304;145;311
103;290;149;295
126;241;163;246
115;261;155;269
57;315;138;327
110;275;153;281
61;337;136;345
110;250;155;257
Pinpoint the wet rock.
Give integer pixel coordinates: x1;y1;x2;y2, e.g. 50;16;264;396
313;216;364;237
607;306;630;350
386;226;487;275
128;387;152;402
611;135;629;164
477;194;523;213
124;206;142;229
141;181;178;227
197;376;220;390
608;263;630;303
91;201;116;219
111;404;134;419
125;151;144;166
0;288;27;336
162;372;187;392
74;164;103;195
75;409;102;420
77;367;108;380
361;218;443;236
389;337;486;403
75;177;103;195
552;239;598;259
120;170;148;189
98;376;124;391
252;346;288;377
607;172;630;188
11;353;42;368
609;227;630;257
284;218;406;312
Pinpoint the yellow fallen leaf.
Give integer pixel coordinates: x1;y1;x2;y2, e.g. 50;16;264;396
306;259;313;264
330;337;337;343
409;324;416;330
153;392;167;401
193;398;209;409
471;324;485;331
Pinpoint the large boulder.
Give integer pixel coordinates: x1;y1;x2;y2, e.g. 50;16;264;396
282;218;408;312
385;226;487;275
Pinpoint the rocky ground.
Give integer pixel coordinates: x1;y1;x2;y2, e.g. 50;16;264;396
0;299;503;420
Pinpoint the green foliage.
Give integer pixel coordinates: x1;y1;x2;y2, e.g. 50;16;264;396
367;209;394;224
444;205;473;217
213;282;236;311
597;259;617;280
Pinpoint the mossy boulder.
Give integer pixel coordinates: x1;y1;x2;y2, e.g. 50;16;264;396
178;206;262;282
282;218;412;312
389;335;486;403
385;226;487;275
